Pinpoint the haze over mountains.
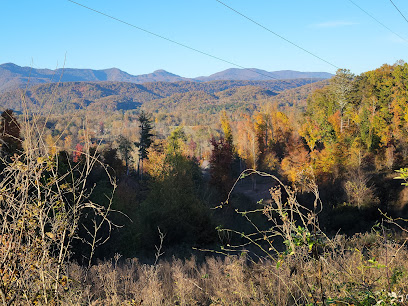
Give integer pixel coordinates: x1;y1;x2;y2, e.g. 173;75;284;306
0;63;333;93
194;68;333;81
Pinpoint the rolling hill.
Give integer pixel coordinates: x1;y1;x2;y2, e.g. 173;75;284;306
0;78;324;114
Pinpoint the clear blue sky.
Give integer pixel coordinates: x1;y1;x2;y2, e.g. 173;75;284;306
1;0;408;77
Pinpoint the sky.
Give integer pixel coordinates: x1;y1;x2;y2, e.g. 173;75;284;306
1;0;408;78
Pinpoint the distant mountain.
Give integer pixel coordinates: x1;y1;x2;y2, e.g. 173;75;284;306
0;63;188;93
0;63;333;93
194;68;333;82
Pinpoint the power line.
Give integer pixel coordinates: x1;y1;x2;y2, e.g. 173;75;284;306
67;0;292;82
347;0;408;43
389;0;408;25
214;0;340;70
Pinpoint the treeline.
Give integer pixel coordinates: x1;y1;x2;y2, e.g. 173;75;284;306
213;62;408;190
0;78;321;114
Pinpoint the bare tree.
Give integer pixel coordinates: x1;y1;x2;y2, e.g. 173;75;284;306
344;169;378;209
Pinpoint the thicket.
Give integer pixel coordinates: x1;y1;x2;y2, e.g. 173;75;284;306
0;108;116;304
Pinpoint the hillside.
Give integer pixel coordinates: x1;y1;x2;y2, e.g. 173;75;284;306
0;78;324;114
142;86;277;115
0;82;161;113
271;79;330;109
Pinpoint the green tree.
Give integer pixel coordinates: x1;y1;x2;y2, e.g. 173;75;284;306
304;87;337;145
166;126;187;156
136;111;154;179
135;130;214;250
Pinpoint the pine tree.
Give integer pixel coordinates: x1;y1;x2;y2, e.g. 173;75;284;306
136;111;154;179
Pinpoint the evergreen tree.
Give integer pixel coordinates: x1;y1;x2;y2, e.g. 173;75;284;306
136;111;154;179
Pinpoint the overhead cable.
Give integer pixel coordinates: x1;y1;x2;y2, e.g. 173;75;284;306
214;0;340;70
347;0;408;43
67;0;294;82
389;0;408;25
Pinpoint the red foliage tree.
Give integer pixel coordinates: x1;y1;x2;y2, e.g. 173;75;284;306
73;143;84;163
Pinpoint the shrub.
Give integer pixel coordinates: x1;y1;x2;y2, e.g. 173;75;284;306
0;109;116;304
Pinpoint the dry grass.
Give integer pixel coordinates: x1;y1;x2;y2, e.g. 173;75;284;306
55;233;408;305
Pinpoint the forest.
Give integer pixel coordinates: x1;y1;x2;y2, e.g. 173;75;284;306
1;61;408;305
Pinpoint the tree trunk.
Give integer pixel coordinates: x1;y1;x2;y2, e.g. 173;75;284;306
251;175;257;191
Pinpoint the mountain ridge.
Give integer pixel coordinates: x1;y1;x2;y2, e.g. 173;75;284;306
195;68;333;81
0;63;333;93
